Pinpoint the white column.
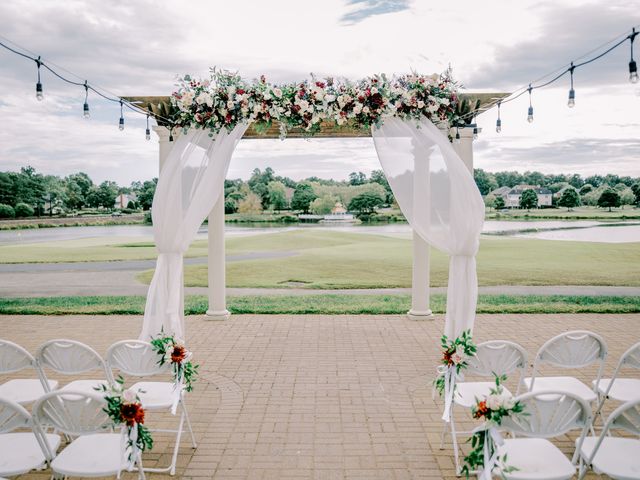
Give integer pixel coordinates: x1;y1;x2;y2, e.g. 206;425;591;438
205;194;229;320
152;126;175;173
450;126;475;173
408;137;433;320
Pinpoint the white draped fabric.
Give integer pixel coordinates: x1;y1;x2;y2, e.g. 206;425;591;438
139;125;248;340
372;117;484;337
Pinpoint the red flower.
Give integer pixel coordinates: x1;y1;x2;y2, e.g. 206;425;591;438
315;81;325;88
237;88;245;95
225;113;232;124
370;93;384;107
298;90;306;98
473;401;489;419
120;402;145;427
293;104;301;112
171;344;187;363
260;75;266;83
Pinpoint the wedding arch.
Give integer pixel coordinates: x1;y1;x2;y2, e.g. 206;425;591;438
125;70;507;342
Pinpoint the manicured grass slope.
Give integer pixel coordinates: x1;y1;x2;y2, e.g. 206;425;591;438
0;294;638;315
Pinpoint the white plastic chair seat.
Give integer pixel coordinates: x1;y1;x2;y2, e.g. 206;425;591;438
60;379;108;394
0;379;58;404
0;432;61;476
594;378;640;403
454;382;514;408
579;436;640;479
523;376;597;403
131;381;177;409
497;438;575;480
51;433;126;477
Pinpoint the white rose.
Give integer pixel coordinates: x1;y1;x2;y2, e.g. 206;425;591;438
454;346;467;363
195;92;212;107
273;88;282;98
439;98;450;106
123;388;137;403
353;104;363;114
227;86;236;95
181;91;194;107
450;353;463;365
371;87;378;94
362;106;370;114
486;394;502;410
263;92;272;100
337;95;345;107
428;103;439;113
337;117;346;125
501;393;515;409
325;94;336;102
227;100;234;109
417;100;425;109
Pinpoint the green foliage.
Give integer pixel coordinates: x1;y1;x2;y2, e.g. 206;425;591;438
248;167;275;208
237;192;263;213
434;330;476;397
14;202;34;218
149;332;199;393
291;182;317;213
348;190;385;214
557;188;581;211
224;198;238;214
631;183;640;206
519;189;538;211
598;188;621;212
267;180;288;211
0;204;15;218
348;171;367;186
310;194;338;215
474;169;498;195
493;196;505;210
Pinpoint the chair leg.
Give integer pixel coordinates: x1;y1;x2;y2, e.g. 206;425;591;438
450;414;461;476
181;398;197;449
169;409;186;475
440;420;448;449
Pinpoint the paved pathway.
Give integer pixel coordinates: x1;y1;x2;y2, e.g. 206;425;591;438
4;313;635;479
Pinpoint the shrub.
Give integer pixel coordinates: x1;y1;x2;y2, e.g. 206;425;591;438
14;203;34;218
0;204;15;218
144;211;153;224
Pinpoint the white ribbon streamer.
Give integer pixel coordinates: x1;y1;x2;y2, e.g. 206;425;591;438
171;377;184;415
437;365;460;422
474;425;504;480
121;424;139;472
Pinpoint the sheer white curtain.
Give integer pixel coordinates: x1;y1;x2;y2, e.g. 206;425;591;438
372;117;484;337
140;125;248;340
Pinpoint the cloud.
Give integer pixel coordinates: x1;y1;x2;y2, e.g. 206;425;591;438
341;0;412;24
467;3;640;90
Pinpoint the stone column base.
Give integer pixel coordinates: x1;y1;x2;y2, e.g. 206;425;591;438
205;309;231;321
407;309;434;321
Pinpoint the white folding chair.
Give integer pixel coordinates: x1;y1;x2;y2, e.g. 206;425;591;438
0;396;61;477
496;390;592;479
524;331;607;418
106;340;197;475
0;339;57;404
440;340;528;474
36;339;110;394
577;398;640;479
594;341;640;421
33;390;144;479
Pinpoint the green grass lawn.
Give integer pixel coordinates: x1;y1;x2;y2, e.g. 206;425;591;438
486;206;640;220
1;294;638;315
136;230;639;288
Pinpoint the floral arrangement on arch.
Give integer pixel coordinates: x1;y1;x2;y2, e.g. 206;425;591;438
96;377;153;469
150;331;199;414
461;374;526;479
170;68;460;139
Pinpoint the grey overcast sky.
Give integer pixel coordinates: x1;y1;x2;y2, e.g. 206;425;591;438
0;0;639;185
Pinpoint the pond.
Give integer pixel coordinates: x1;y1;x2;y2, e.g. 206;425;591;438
0;219;639;245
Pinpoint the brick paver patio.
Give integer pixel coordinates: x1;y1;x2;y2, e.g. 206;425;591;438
2;313;638;479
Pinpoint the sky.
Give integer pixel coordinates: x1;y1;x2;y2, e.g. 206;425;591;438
0;0;639;185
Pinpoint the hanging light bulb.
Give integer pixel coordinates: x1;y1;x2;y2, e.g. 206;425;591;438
567;63;576;108
35;56;43;101
118;101;125;131
169;127;174;142
145;114;151;140
473;127;478;140
527;85;534;123
496;102;502;133
630;28;639;84
454;127;461;144
83;81;90;119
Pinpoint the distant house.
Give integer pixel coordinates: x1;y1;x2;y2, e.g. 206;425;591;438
323;202;354;222
490;185;552;208
114;193;137;209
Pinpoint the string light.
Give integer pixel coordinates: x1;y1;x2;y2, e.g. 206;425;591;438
630;28;639;84
526;85;534;123
169;127;174;142
567;63;576;108
118;100;125;130
495;101;502;133
83;81;90;119
145;114;151;140
454;127;461;144
35;56;43;101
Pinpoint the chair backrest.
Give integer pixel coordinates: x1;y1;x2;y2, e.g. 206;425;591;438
535;330;607;369
0;339;36;374
106;340;168;380
0;396;31;433
36;339;106;375
501;390;592;439
467;340;528;378
619;342;640;370
33;390;113;436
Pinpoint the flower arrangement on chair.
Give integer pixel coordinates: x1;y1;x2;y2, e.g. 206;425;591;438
150;331;199;414
434;330;477;421
96;377;153;469
461;374;525;479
